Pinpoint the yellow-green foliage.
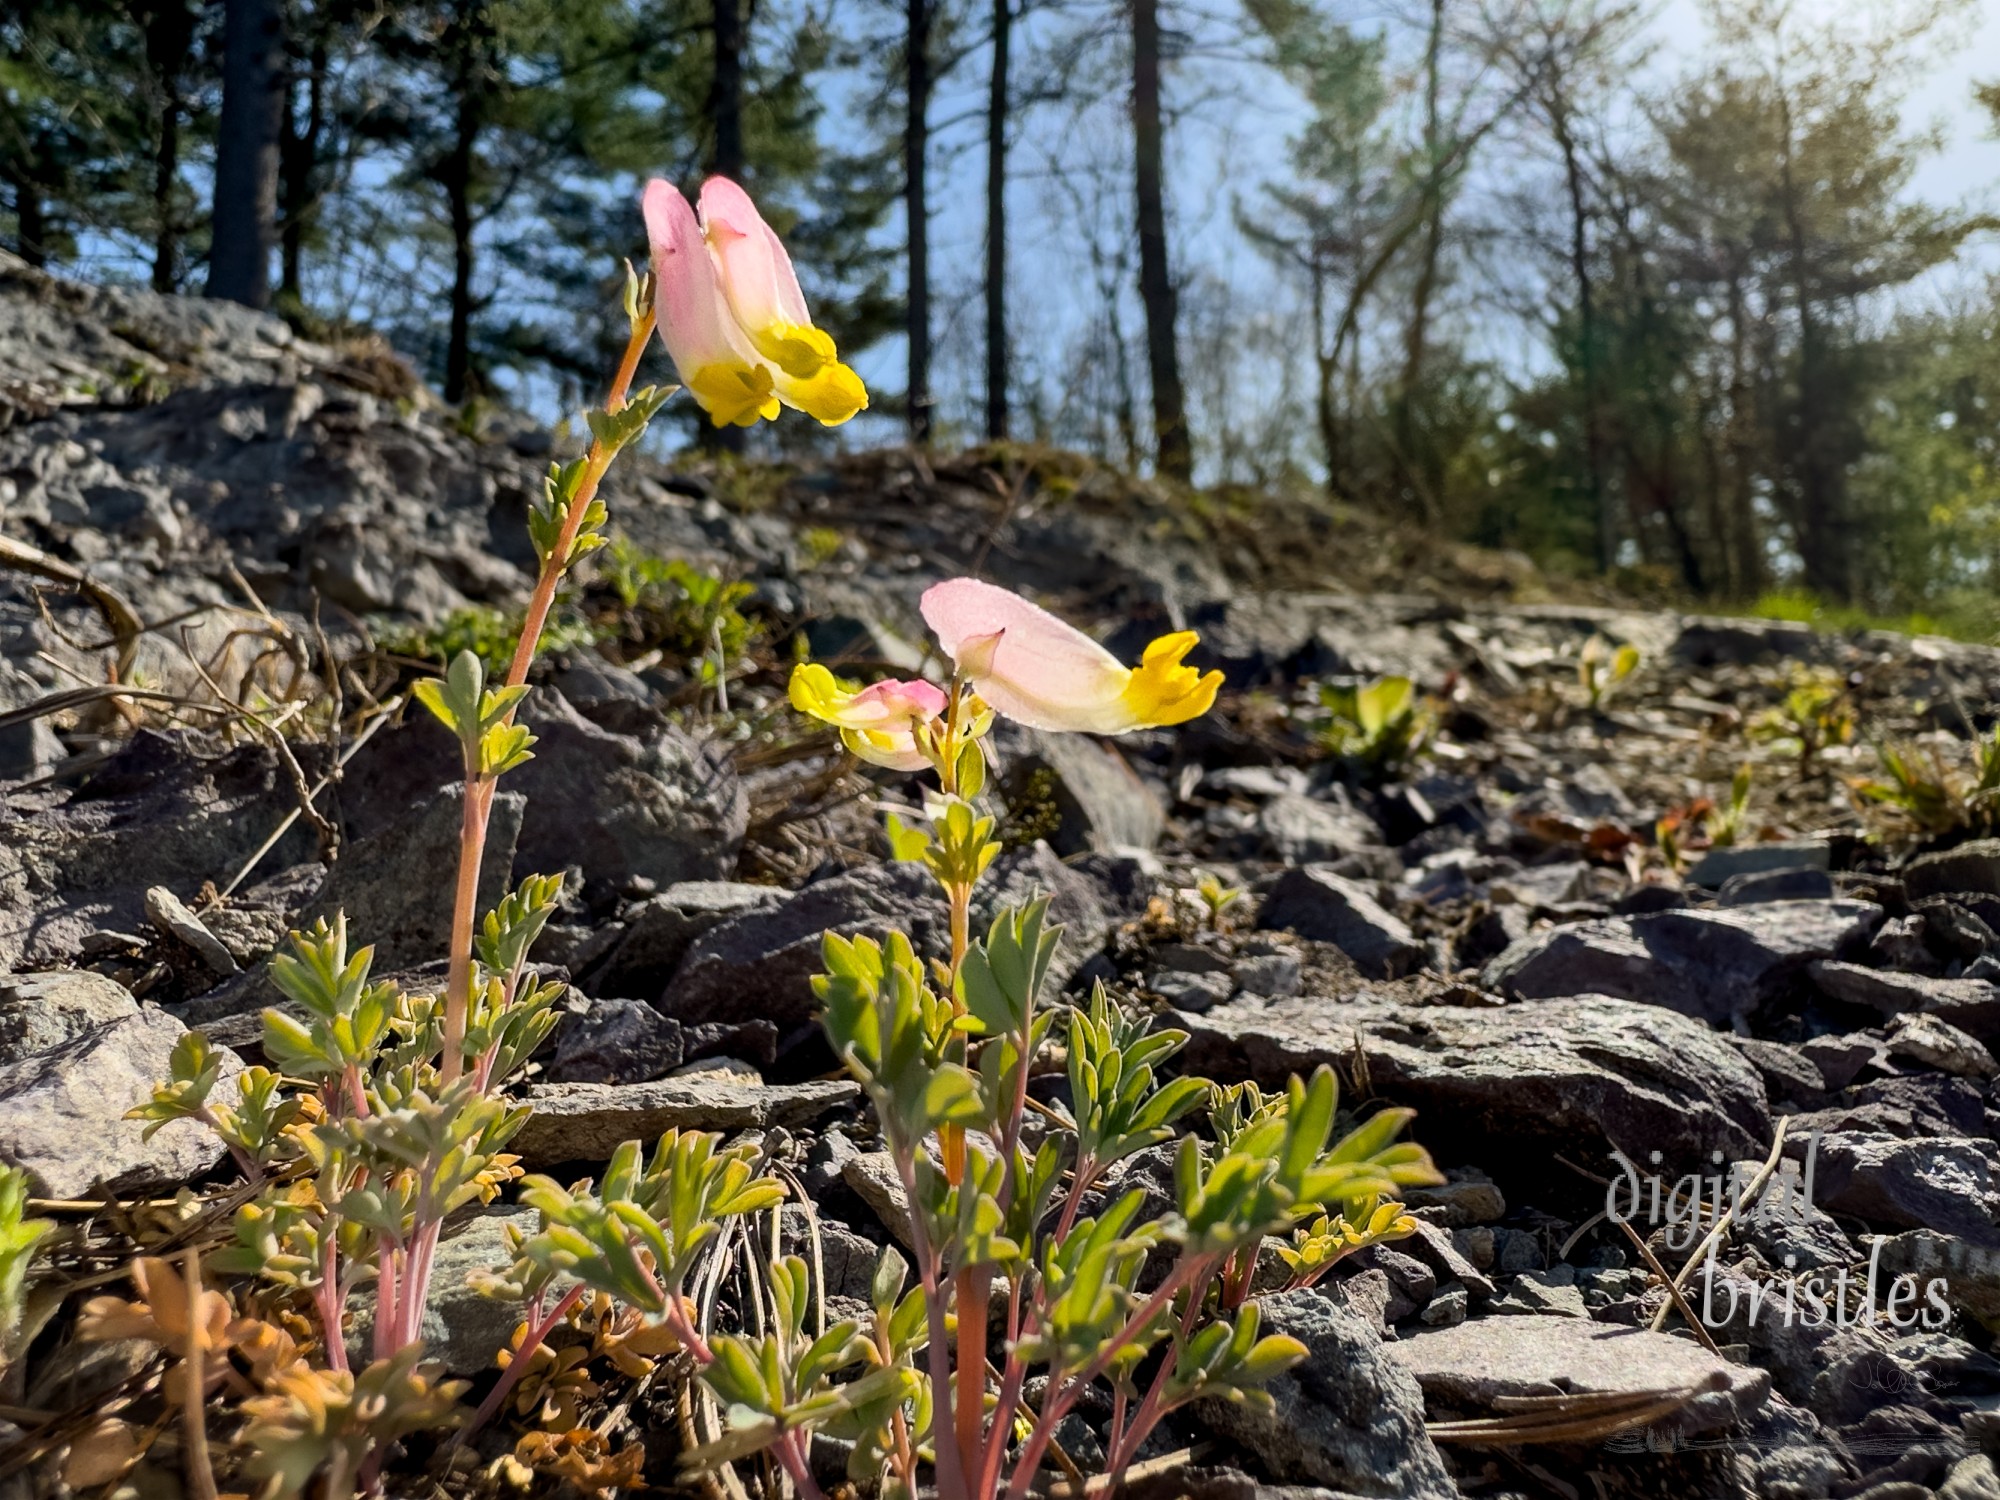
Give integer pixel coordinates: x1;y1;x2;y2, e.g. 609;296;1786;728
1316;675;1436;778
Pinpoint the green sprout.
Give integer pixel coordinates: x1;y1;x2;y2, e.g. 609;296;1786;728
1578;636;1641;712
1315;675;1436;779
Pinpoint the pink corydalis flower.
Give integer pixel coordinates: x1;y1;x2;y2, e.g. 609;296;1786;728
641;177;868;430
789;664;946;771
920;578;1223;735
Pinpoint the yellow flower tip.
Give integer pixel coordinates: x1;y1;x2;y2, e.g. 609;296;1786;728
791;358;869;426
1119;630;1223;728
690;362;779;427
787;662;839;720
758;322;839;380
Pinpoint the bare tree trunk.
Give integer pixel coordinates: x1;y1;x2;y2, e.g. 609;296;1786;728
210;0;284;307
983;0;1010;442
1131;0;1190;480
7;151;48;267
1550;92;1610;571
280;36;328;302
1773;84;1850;602
1395;0;1446;520
442;0;487;405
906;0;933;444
711;0;743;181
152;96;180;292
1723;273;1763;598
1310;250;1341;494
704;0;746;452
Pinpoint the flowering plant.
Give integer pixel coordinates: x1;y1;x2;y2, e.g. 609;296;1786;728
681;577;1442;1500
104;177;862;1497
99;176;1438;1500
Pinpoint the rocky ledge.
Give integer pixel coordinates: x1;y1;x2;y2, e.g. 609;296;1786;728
8;259;2000;1498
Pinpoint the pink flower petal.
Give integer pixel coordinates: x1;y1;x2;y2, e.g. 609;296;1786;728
697;176;813;332
920;578;1131;733
642;180;757;383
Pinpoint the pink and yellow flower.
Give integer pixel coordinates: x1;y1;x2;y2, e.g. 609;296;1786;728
919;578;1222;735
641;176;868;429
789;664;946;772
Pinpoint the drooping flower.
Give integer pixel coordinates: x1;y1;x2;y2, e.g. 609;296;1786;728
696;178;869;426
641;177;868;429
789;664;947;771
919;578;1223;735
642;179;778;429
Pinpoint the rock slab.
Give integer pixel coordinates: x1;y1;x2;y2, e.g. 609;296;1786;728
1180;992;1771;1160
1390;1316;1769;1437
1191;1287;1455;1497
508;1076;857;1165
1484;900;1882;1024
0;972;138;1064
1258;867;1423;979
0;1008;239;1197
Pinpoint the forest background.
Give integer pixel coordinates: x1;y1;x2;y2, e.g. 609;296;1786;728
5;0;2000;634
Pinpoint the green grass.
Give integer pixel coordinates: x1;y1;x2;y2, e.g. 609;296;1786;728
1748;589;2000;646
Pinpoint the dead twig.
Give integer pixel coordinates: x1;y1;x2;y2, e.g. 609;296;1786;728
1613;1214;1721;1356
205;693;403;906
1650;1117;1791;1333
0;535;143;681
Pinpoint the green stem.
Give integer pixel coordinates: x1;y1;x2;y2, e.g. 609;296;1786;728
438;306;656;1087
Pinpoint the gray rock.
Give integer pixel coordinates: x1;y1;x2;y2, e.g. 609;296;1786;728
780;1207;884;1302
0;971;138;1064
1792;1131;2000;1235
1734;1395;1854;1500
1190;1287;1455;1497
1347;1245;1436;1316
1487;860;1592;909
549;999;683;1084
841;1152;913;1249
586;882;783;998
1232;951;1302;999
1490;1268;1588;1317
1904;841;2000;900
1719;868;1836;906
1809;962;2000;1042
508;1076;856;1166
1180;992;1771;1161
1399;1218;1496;1301
318;784;525;970
662;861;948;1038
340;697;745;902
0;1008;238;1197
1149;969;1234;1013
143;885;239;976
1257;794;1380;866
1257;867;1424;979
199;902;295;965
507;695;747;895
0;733;318;970
997;726;1164;854
1419;1286;1467;1327
1876;1230;2000;1323
1483;900;1883;1025
1389;1314;1769;1437
0;714;63;783
1729;1036;1832;1108
1403;1173;1506;1226
1888;1012;1997;1079
1943;1455;2000;1500
1800;1030;1889;1090
1688;840;1832;888
1327;1268;1394;1334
